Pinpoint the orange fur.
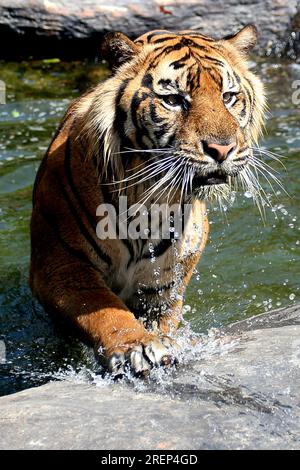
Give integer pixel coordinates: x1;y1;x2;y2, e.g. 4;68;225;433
30;27;265;374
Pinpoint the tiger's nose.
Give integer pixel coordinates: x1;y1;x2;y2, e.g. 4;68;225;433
203;141;236;162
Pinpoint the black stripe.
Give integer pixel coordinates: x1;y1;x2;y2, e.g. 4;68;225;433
186;68;199;92
114;78;131;139
136;281;175;296
141;110;156;146
233;72;241;84
158;78;171;88
130;91;155;147
200;65;223;87
120;239;134;268
142;239;173;260
243;84;253;107
244;77;254;104
242;78;254;122
154;126;171;140
43;207;105;275
170;52;191;69
165;133;176;148
149;43;186;67
181;37;199;48
141;72;153;89
63;139;112;266
131;91;143;130
240;98;247;119
146;31;173;42
92;153;98;169
150;102;166;124
64;139;96;231
182;34;215;42
152;35;177;44
234;156;247;163
139;91;150;102
127;237;174;267
227;70;235;89
195;52;225;67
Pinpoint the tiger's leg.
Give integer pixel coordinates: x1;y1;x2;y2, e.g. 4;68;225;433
32;256;177;377
157;255;205;336
158;209;209;335
158;299;183;335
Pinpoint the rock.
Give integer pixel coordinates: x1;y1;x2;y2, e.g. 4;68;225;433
0;0;299;59
284;11;300;60
0;304;299;450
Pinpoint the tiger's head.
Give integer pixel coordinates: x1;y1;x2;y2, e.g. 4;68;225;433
82;26;266;203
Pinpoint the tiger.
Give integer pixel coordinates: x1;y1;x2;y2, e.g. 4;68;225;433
30;25;266;377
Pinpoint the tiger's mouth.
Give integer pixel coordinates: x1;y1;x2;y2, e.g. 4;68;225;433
192;171;229;189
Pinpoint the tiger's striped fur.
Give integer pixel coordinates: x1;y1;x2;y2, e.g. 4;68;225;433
30;26;266;376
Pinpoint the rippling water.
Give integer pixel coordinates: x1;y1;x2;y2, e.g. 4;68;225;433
0;58;299;396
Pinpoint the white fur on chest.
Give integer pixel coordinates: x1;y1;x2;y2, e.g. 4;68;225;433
112;201;206;304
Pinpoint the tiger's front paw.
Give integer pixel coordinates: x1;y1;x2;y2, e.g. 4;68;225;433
107;336;178;378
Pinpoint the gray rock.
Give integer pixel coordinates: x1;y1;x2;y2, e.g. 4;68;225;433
0;304;299;450
0;0;299;58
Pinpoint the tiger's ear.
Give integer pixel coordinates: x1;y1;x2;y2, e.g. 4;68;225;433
224;25;258;53
101;32;141;70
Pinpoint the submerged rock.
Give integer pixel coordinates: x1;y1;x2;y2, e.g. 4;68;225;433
0;0;299;59
0;304;299;450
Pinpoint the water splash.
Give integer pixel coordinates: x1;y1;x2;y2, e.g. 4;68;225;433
51;321;240;395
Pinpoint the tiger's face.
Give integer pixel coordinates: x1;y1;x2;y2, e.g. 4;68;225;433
96;26;265;200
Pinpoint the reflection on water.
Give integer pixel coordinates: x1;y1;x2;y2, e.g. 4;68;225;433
0;59;299;396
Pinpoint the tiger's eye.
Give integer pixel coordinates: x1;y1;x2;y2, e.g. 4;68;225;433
223;91;237;106
163;94;185;108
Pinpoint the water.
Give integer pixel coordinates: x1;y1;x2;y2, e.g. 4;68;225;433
0;58;299;396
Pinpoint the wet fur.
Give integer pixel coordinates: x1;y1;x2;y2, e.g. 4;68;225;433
30;27;265;374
